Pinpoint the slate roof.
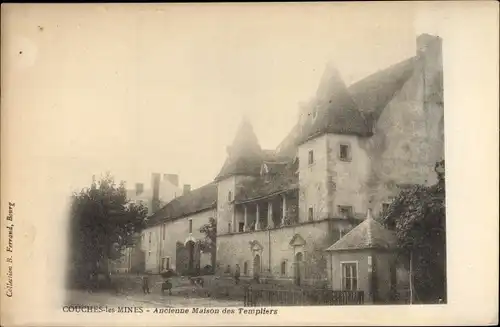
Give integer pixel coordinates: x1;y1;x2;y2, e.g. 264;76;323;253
215;155;263;181
235;162;298;203
215;119;264;181
277;56;418;153
325;213;397;251
349;56;417;129
262;162;288;175
275;123;301;159
296;65;372;145
146;183;217;226
262;149;291;163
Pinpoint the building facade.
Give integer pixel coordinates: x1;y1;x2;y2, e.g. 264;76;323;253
111;174;186;274
142;34;444;289
127;173;185;215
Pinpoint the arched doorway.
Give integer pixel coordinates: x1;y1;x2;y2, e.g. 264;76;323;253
295;252;303;286
253;254;261;278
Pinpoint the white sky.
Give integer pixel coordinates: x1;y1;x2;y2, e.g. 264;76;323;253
4;3;440;192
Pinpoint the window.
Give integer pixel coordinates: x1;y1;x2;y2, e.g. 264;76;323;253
228;222;232;233
188;219;193;233
339;144;351;161
238;222;244;233
228;191;232;202
161;257;171;271
148;232;152;244
308;150;314;165
280;260;287;276
338;205;353;218
148;251;151;258
341;262;358;291
308;207;314;221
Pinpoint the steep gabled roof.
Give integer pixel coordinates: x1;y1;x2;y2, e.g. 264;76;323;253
325;211;397;251
215;119;264;181
275;123;301;158
277;56;418;154
296;65;372;145
349;56;418;129
146;183;217;226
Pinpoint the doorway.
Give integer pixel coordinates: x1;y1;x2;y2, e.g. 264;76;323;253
295;252;303;286
253;254;261;278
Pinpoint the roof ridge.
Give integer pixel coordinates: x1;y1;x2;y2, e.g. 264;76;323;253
147;182;217;223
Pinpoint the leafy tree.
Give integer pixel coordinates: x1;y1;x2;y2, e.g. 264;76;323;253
68;173;148;289
199;217;217;270
381;160;446;303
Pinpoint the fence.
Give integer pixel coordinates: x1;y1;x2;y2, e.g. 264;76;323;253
243;287;364;306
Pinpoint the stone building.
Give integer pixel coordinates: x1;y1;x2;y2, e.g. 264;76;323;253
325;209;403;303
110;174;185;274
127;173;185;215
142;33;444;288
141;184;216;274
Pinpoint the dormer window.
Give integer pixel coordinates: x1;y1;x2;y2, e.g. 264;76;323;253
338;205;353;218
339;144;351;161
382;203;390;216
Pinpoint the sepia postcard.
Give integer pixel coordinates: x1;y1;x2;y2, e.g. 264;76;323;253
1;2;499;326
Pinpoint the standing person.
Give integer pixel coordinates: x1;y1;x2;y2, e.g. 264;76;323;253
234;264;241;285
142;275;150;294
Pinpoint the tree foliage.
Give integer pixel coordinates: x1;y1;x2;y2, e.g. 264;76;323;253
199;217;217;269
68;173;148;288
381;160;446;303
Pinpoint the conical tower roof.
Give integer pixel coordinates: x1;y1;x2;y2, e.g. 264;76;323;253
325;209;397;251
215;118;264;181
297;63;372;145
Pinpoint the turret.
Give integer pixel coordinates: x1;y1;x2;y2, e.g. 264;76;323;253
214;118;263;235
297;63;372;222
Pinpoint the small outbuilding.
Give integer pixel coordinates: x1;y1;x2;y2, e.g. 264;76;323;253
325;209;401;304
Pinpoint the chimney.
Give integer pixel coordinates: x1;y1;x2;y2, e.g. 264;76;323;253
416;34;443;99
366;208;373;221
417;33;442;57
183;184;191;195
135;183;144;196
151;173;161;212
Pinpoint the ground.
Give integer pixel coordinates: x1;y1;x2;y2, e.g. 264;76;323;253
67;289;243;308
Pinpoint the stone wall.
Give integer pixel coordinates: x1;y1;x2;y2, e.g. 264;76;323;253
361;36;444;217
327;134;372;217
328;249;401;303
142;208;214;274
298;135;329;222
217;177;236;235
216;219;353;285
